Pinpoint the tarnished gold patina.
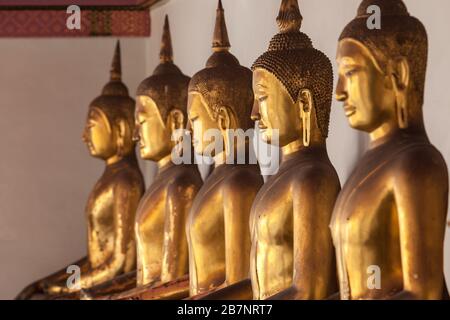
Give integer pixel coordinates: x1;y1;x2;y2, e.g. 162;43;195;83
82;16;203;300
15;42;145;300
203;0;340;300
332;0;449;300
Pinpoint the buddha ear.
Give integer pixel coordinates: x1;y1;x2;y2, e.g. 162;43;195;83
116;118;127;139
217;106;231;131
168;109;185;132
391;56;410;91
390;57;410;129
298;89;313;147
298;89;313;115
116;119;127;156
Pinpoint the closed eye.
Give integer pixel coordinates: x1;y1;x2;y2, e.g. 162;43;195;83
257;96;268;103
345;70;356;77
343;67;361;78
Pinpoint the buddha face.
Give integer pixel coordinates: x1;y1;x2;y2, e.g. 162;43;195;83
187;92;220;156
252;68;301;147
336;39;396;132
134;95;172;161
83;107;116;160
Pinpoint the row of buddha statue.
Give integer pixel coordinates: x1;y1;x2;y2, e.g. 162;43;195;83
16;0;449;300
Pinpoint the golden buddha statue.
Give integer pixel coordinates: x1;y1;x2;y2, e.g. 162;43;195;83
15;41;145;300
185;0;263;299
203;0;340;300
111;0;263;300
81;16;203;300
331;0;449;300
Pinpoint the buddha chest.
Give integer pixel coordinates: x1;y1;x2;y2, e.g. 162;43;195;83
330;137;432;299
251;168;294;299
253;156;331;299
86;173;116;269
134;171;167;286
86;163;138;269
187;165;228;294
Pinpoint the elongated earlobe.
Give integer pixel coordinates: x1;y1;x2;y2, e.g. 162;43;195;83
169;109;185;131
302;110;311;147
396;88;408;129
169;109;185;157
218;106;231;131
391;57;410;129
116;119;127;157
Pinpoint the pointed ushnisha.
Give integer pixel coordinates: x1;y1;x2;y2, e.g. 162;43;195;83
252;0;332;138
110;40;122;81
212;0;231;52
160;15;174;63
277;0;303;33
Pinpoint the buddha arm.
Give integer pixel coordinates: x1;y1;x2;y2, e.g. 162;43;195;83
197;278;253;300
80;270;137;299
47;181;141;294
387;152;448;300
15;257;88;299
223;176;261;285
160;181;197;283
269;169;339;300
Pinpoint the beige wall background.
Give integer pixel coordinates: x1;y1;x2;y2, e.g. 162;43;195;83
0;39;148;299
0;0;449;299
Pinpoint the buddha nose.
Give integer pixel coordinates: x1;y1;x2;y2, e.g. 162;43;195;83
82;126;88;143
335;78;348;102
132;125;140;142
251;99;261;121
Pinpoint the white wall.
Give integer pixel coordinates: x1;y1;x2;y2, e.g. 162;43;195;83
0;38;148;299
148;0;450;289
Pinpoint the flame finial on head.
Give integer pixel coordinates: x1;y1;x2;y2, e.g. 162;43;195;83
136;15;190;123
160;15;174;63
212;0;231;52
277;0;303;33
110;40;122;81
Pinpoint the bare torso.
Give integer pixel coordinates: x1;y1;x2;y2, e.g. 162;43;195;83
135;163;202;286
87;158;144;271
331;133;448;299
252;148;340;299
187;163;262;295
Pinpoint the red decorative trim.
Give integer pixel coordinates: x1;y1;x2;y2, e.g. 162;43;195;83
0;1;148;6
0;9;150;37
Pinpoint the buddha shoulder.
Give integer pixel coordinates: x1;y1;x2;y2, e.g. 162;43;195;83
166;165;203;196
392;143;448;183
290;158;340;192
222;165;263;194
112;166;144;191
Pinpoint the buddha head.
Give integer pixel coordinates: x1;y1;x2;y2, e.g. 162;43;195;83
188;0;254;157
134;16;191;162
336;0;428;133
134;16;190;162
83;41;136;163
251;0;333;148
